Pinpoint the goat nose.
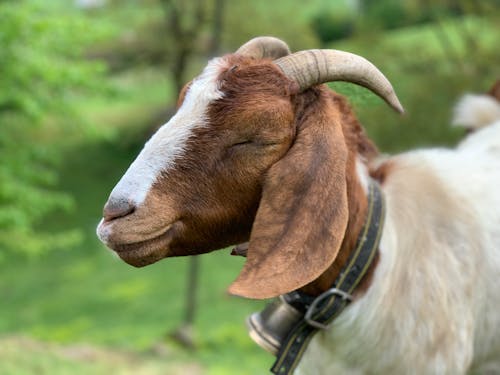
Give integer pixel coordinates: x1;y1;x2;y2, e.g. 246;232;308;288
103;198;135;221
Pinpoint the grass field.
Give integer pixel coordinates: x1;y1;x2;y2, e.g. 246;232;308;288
0;335;202;375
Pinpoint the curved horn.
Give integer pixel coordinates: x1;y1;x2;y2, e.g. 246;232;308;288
236;36;291;60
274;49;404;114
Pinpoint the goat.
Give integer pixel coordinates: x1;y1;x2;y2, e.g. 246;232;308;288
97;37;500;374
453;80;500;132
453;81;500;160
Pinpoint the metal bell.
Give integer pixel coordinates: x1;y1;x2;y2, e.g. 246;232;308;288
246;295;303;355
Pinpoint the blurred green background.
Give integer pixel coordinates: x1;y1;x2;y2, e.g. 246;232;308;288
0;0;498;374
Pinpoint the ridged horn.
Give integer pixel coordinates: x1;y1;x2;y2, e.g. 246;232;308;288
236;36;291;60
274;49;404;114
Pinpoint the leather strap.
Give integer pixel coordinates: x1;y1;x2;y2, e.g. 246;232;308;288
270;181;385;374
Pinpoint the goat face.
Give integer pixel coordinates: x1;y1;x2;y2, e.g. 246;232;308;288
97;56;297;269
97;37;402;298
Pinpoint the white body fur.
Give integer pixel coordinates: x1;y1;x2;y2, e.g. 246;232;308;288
297;122;500;374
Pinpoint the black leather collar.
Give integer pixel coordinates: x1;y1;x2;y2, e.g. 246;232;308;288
248;180;385;375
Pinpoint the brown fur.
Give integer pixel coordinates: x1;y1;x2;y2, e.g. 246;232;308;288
113;56;298;267
176;81;192;108
488;80;500;102
228;86;350;298
105;54;381;298
298;92;376;296
370;160;394;185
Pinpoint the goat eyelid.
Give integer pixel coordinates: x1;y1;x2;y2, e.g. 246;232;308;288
231;139;282;149
232;140;253;147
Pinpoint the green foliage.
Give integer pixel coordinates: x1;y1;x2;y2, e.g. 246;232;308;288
0;1;107;258
363;0;410;29
328;15;499;152
222;0;322;51
0;1;108;118
354;0;495;34
310;8;355;44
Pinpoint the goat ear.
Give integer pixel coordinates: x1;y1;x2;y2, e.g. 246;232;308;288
228;107;349;299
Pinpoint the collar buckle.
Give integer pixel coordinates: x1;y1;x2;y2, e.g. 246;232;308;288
304;288;353;329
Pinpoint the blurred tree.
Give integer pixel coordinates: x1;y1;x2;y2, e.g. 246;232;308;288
222;0;319;52
159;0;207;94
89;0;325;98
90;0;213;94
0;1;107;260
362;0;410;29
310;8;355;45
209;0;225;56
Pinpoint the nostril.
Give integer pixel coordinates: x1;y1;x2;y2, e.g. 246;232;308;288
103;198;136;222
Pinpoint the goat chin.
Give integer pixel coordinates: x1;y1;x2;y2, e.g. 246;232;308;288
296;122;500;374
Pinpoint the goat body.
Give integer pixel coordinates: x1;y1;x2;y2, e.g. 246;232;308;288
299;127;500;373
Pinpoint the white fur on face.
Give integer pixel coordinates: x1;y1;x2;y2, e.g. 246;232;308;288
107;58;226;206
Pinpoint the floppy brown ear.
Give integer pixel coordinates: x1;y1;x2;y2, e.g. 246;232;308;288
228;103;349;299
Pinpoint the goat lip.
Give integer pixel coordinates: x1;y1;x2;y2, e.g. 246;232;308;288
107;222;178;265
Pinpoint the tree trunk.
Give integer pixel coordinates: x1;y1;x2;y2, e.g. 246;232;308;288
209;0;225;56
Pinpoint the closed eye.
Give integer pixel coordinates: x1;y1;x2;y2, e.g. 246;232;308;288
232;140;253;147
230;140;280;150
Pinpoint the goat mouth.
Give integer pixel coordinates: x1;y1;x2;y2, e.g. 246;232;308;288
108;223;177;267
